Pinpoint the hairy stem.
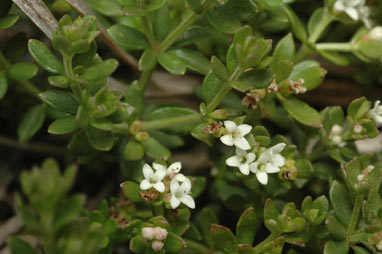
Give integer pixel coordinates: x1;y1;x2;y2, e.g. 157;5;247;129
347;194;364;235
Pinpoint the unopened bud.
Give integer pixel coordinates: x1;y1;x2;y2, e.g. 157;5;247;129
142;227;156;240
155;227;168;241
331;124;343;135
353;124;363;133
135;131;149;141
152;240;164;252
130;121;141;135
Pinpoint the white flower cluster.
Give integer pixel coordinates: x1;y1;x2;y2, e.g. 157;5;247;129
368;100;382;127
142;227;168;252
329;124;346;147
333;0;371;27
220;121;286;185
140;162;195;209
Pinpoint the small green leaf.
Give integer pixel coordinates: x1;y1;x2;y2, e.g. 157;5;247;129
54;194;85;232
149;130;184;149
211;56;229;81
186;0;203;13
28;39;64;74
108;24;148;50
277;94;322;128
169;49;211;75
206;7;241;34
230;69;274;92
326;216;347;241
347;97;370;121
283;6;307;42
323;240;349;254
236;207;257;245
86;125;114;151
48;116;78;135
295;159;313;179
123;139;144;160
87;0;123;16
141;137;171;160
273;33;295;63
153;4;169;40
164;232;186;252
289;60;326;91
157;52;186;75
0;14;19;29
197;208;219;248
68;130;94;155
270;60;293;83
202;71;224;104
80;59;118;82
264;199;279;221
8;62;38;80
17;105;45;142
125;81;144;115
329;181;352;226
221;0;258;22
129;236;146;253
0;72;8;100
191;123;215;147
174;26;209;47
121;181;142;203
139;49;157;71
308;8;325;36
48;75;70;88
211;224;238;253
39;90;79;114
8;236;37;254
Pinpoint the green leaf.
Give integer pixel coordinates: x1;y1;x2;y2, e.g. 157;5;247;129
39;90;79;114
191;123;215;147
326;216;347;241
123;139;144;160
277;94;322;128
186;0;203;13
273;33;295;63
0;72;8;100
324;240;349;254
197;208;219;248
80;59;118;82
270;60;293;83
28;39;64;74
145;0;166;12
211;56;229;81
139;49;157;71
54;194;85;232
0;14;19;29
125;81;144;115
230;69;274;92
8;236;37;254
4;32;27;61
206;7;241;34
283;6;307;42
121;181;142;203
329;181;352;227
169;49;211;75
87;0;123;16
8;62;38;80
68;130;94;155
48;75;70;88
157;52;186;75
164;232;186;252
129;236;146;253
221;0;258;22
202;71;224;104
153;4;169;40
86;125;114;151
108;24;148;50
17;105;45;142
264;199;279;221
149;130;184;149
141;137;171;160
236;207;257;245
295;159;313;179
308;8;325;36
347;97;370;121
174;26;209;47
289;60;326;91
211;224;238;253
48;116;78;135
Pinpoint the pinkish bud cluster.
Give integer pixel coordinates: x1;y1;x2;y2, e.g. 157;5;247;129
142;226;168;252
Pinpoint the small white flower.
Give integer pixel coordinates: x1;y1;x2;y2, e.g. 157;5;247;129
140;163;166;192
220;120;252;150
152;240;164;252
368;27;382;42
226;147;256;175
334;0;363;20
249;143;286;185
154;227;168;241
368;100;382;127
170;178;195;209
357;3;371;28
331;125;343;135
166;161;182;176
142;227;156;240
353;124;363;133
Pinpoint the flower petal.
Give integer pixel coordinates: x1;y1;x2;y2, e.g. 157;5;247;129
140;179;152;190
220;135;234;146
246;153;256;163
345;8;359;20
170;196;181;209
153;182;165;192
226;155;241;167
256;171;268;185
265;163;280;173
272;154;286;167
170;179;180;193
237;124;252;136
167;162;182;174
224;120;237;132
270;143;286;154
153;163;166;172
239;163;250;175
334;1;345;11
236;147;247;157
175;173;187;182
234;137;251;150
181;178;192;192
179;195;195;209
249;162;258;173
143;164;153;179
155;169;166;180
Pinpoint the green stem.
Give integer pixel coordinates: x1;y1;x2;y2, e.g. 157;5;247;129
254;233;278;253
348;233;367;243
361;240;378;254
0;49;41;98
63;55;82;101
141;16;158;50
138;68;155;90
293;44;313;63
347;194;364;235
315;42;354;52
152;204;165;216
206;66;242;112
308;11;334;43
141;114;201;131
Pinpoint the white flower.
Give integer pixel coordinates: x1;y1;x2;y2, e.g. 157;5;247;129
249;143;286;185
152;241;164;252
353;124;363;133
334;0;363;20
329;125;346;147
220;121;252;150
140;163;166;192
142;227;156;240
331;124;343;135
170;178;195;209
368;100;382;127
154;227;168;241
166;162;182;176
357;3;371;28
368;27;382;42
226;147;256;175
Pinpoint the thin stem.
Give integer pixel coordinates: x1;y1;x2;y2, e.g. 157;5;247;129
141;114;201;131
63;54;82;101
206;66;242;112
138;68;155;90
141;16;158;50
315;42;354;52
293;44;313;63
347;194;364;235
254;233;278;253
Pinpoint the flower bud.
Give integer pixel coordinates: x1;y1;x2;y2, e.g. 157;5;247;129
142;227;156;240
353;124;363;134
135;131;149;141
331;125;343;135
152;240;164;252
154;227;168;241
